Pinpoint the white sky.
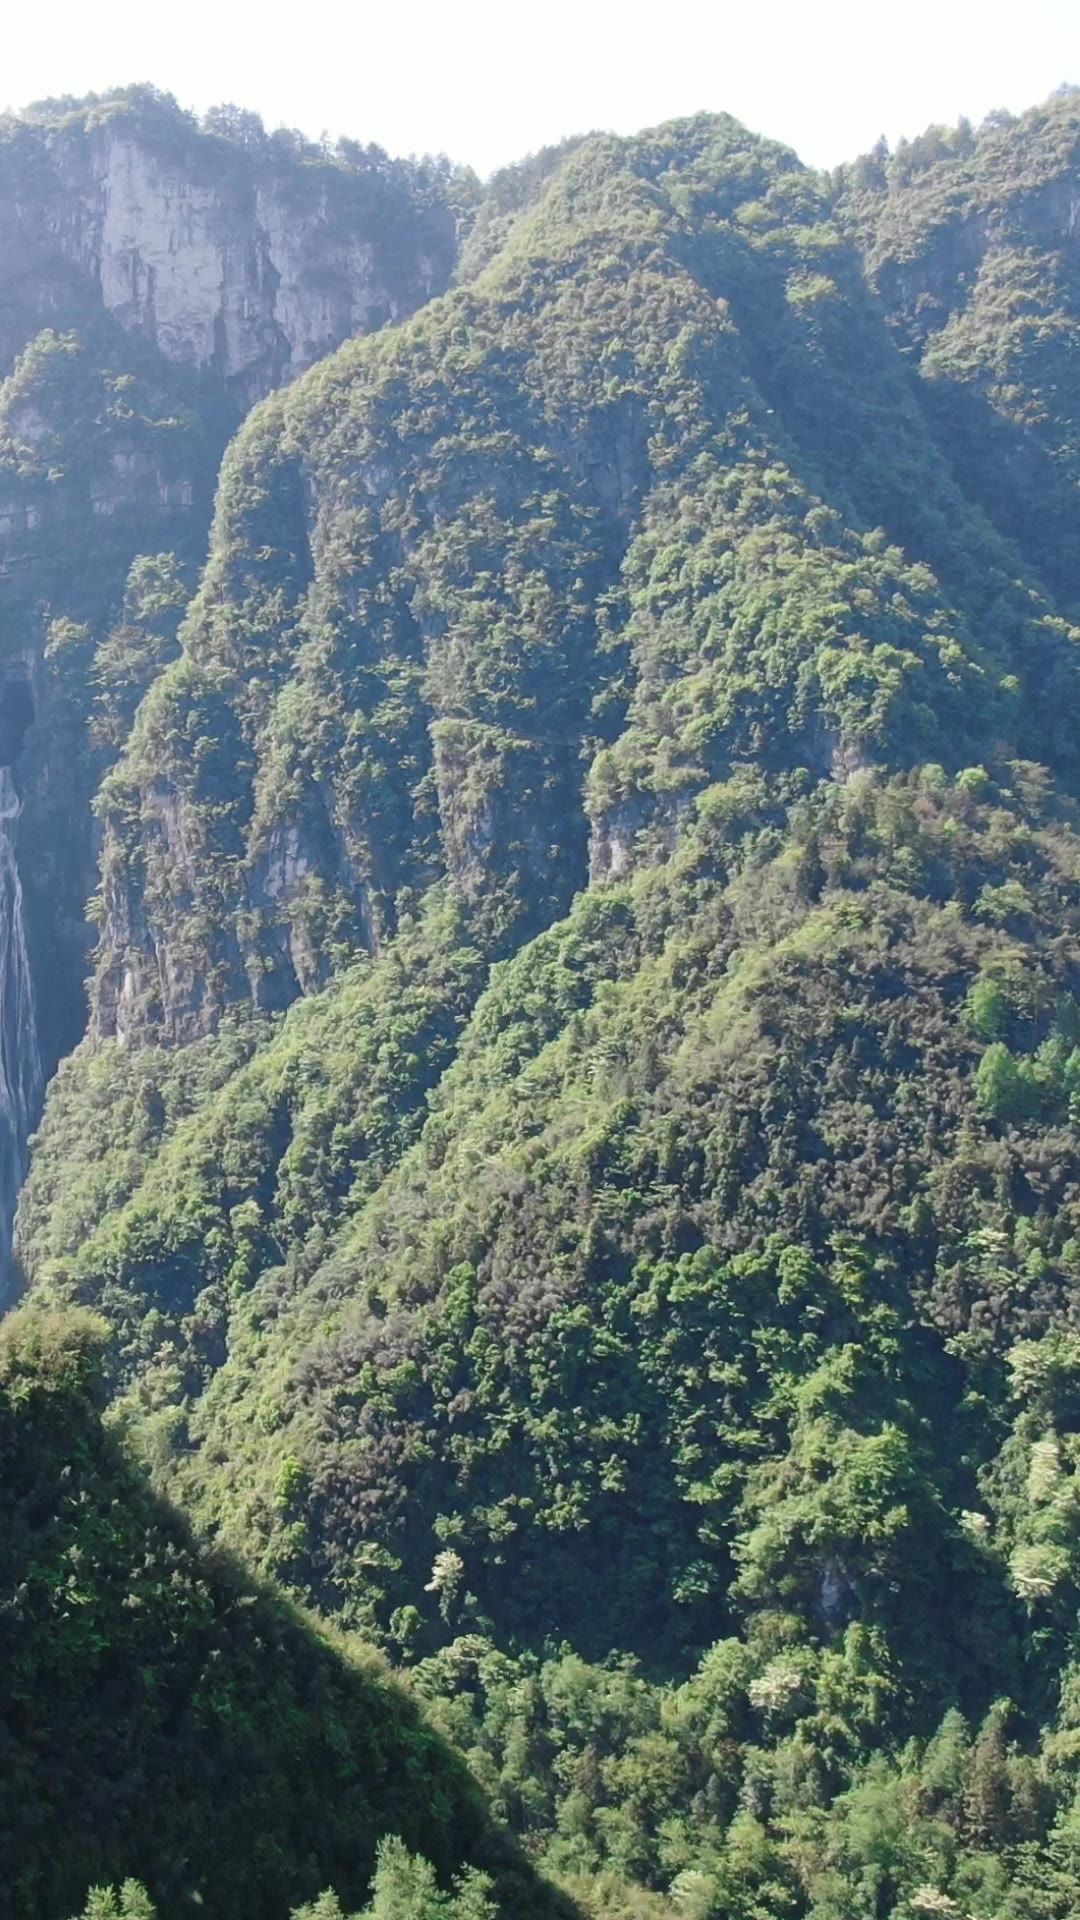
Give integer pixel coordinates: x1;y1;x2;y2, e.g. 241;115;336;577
3;0;1078;176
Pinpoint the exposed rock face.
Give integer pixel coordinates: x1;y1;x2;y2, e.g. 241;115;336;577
0;93;460;1049
45;125;452;403
0;94;457;396
0;90;462;1259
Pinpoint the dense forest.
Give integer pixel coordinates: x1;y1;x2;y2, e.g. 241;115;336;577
2;79;1080;1920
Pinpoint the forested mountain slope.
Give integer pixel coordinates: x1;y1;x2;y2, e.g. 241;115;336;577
12;85;1080;1920
77;104;1080;1044
0;87;461;1293
838;94;1080;602
0;1307;566;1920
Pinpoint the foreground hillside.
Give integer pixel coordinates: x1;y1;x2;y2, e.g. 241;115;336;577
13;87;1080;1919
0;1307;566;1920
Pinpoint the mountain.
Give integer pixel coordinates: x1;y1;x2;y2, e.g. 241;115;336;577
0;85;462;1293
8;83;1080;1920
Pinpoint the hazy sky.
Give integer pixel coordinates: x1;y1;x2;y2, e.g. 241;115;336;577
4;0;1078;176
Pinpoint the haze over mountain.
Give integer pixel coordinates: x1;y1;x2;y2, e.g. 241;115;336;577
2;78;1080;1920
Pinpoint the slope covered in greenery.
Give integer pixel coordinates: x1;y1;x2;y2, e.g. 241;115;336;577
0;1306;567;1920
81;103;1080;1041
15;87;1080;1920
837;90;1080;605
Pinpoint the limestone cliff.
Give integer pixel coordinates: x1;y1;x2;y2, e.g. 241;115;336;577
0;88;457;397
0;88;462;1283
0;88;460;1055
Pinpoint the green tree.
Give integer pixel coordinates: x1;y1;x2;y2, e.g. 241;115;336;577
71;1887;156;1920
294;1840;498;1920
966;973;1008;1041
975;1043;1041;1122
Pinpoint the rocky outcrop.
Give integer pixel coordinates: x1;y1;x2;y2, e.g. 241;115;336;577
44;125;453;403
0;91;462;1261
0;92;460;1050
0;94;457;397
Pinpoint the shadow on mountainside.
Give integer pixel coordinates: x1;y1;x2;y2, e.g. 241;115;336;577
0;1306;574;1920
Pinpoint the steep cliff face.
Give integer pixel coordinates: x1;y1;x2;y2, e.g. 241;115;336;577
34;116;454;403
0;98;460;1060
0;87;462;1287
0;89;458;399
